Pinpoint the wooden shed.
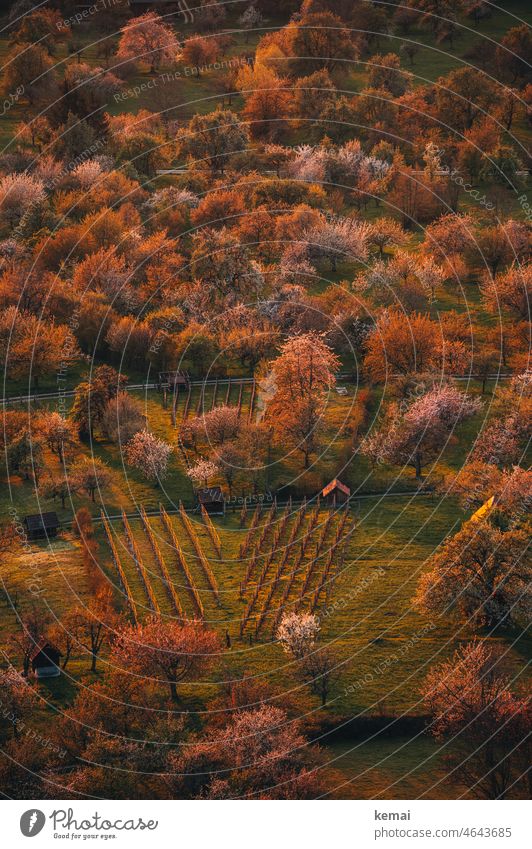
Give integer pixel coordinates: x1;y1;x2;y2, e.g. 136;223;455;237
31;642;62;679
158;370;190;391
321;479;351;506
197;487;226;516
23;512;60;540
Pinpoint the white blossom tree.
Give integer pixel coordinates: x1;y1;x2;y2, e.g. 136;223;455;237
0;173;45;227
125;429;172;482
277;612;320;659
186;458;219;488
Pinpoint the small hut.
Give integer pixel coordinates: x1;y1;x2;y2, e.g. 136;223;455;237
197;487;226;516
158;370;190;391
31;643;62;679
23;512;60;540
321;479;350;507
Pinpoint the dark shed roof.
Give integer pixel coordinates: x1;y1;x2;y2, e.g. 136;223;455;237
198;487;225;504
30;642;62;665
23;512;60;531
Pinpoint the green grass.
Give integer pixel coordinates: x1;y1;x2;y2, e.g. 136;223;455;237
91;496;529;719
325;734;460;799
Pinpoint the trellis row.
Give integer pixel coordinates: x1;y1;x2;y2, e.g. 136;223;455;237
179;502;220;605
248;379;256;423
238;502;263;560
122;511;160;615
296;511;338;606
239;499;290;598
160;505;204;618
269;539;308;637
241;502;311;637
101;512;138;624
240;542;260;598
254;500;278;551
236;381;244;417
139;505;184;619
309;519;356;612
201;504;222;558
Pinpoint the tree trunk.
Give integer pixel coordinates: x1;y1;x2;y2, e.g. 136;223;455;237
169;681;179;702
415;453;422;479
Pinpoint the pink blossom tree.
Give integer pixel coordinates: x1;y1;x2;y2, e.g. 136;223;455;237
112;618;220;702
422;641;530;799
362;385;482;478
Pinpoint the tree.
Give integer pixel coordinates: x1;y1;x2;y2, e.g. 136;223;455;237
191;189;245;231
215;441;246;496
364;310;442;381
190;227;264;306
182;37;219;76
368;217;404;258
304;217;370;271
237;61;293;141
9;606;51;677
0;667;36;741
11;8;68;55
71;456;113;502
178;108;249;174
224;321;278;375
368;53;410;96
268;332;340;467
70;367;127;439
169;705;323;798
38;412;77;463
422;642;530;799
424;213;474;263
277;613;339;706
290;11;357;75
434;67;501;131
0;173;45;229
239;5;263;43
362;385;481;478
102;392;145;445
70;591;120;672
415;520;531;628
41;473;72;511
116;12;180;73
448;463;532;520
193;405;240;447
7;312;80;389
112;618;220;702
481;264;531;321
277;612;320;659
496;24;532;86
3;42;56;106
299;646;340;707
56;62;121;129
125;429;172;483
473;225;513;276
186;458;219;489
472;415;526;467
